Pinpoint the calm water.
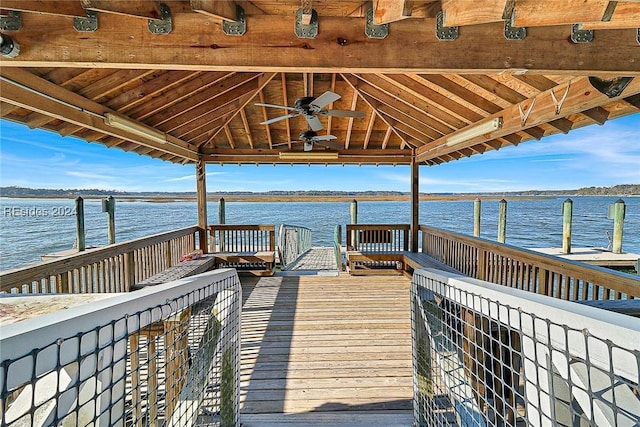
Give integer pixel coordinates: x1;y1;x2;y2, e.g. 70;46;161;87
0;196;638;271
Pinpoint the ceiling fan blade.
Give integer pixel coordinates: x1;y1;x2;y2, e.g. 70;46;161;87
313;134;337;141
320;109;366;118
315;140;344;150
255;103;297;111
260;113;299;125
310;91;341;110
272;140;302;147
304;115;324;131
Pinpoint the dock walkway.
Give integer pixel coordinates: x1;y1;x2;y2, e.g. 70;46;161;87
239;273;413;426
281;247;339;274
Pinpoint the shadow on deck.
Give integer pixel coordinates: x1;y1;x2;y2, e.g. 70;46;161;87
239;273;414;426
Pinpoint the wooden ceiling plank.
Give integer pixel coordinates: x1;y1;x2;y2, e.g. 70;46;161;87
386;74;482;124
81;0;163;20
373;0;414;24
0;0;88;17
581;3;640;29
78;69;157;103
340;73;411;150
239;107;254;149
148;73;260;127
5;13;640;75
128;72;233;121
419;75;502;115
190;0;237;21
441;0;508;26
0;69;198;161
107;71;202;112
416;76;640;162
202;72;278;144
352;74;453;136
513;0;611;27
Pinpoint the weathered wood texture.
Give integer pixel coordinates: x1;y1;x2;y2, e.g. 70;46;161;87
0;226;202;294
239;274;413;417
210;224;277;275
421;225;640;300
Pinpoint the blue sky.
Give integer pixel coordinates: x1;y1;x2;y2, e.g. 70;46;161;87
1;114;638;193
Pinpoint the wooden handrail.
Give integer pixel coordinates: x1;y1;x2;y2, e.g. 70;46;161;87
209;224;276;252
1;226;202;294
346;224;410;252
420;225;639;300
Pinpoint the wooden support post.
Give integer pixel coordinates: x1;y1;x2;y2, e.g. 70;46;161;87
350;199;358;249
196;157;209;253
612;199;626;254
498;199;507;243
75;196;86;251
102;196;116;245
473;198;481;238
411;159;419;252
562;198;573;254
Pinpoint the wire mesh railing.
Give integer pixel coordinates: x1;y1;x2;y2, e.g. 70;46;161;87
411;268;640;427
0;269;242;427
278;224;312;270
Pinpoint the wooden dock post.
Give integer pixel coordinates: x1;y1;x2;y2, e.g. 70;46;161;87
562;198;573;254
611;199;626;254
473;198;481;237
350;199;358;248
102;196;116;245
219;197;226;224
498;199;507;243
75;197;86;251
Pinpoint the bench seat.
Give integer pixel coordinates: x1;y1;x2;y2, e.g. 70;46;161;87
213;251;276;276
346;251;458;276
131;255;217;290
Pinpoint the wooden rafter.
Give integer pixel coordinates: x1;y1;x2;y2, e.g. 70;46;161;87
416;76;640;162
0;0;87;17
344;91;360;149
239;107;254;149
363;111;377;149
190;0;237;21
258;90;273;149
373;0;415;24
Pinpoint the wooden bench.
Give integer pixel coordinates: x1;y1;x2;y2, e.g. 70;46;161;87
209;225;276;276
130;255;216;290
346;250;458;276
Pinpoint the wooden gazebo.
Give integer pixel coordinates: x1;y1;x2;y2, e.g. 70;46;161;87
1;0;639;245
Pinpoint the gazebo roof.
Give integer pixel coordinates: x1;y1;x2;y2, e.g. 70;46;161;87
1;0;639;165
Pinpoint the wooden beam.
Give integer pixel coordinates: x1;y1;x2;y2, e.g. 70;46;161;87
581;3;640;29
410;156;419;252
239;107;254;149
301;0;313;26
258;90;273;149
4;13;639;74
190;0;237;22
196;157;209;252
381;126;393;149
223;124;235;149
441;0;508;26
581;106;610;125
344;92;360;149
81;0;163;20
416;76;640;162
373;0;414;24
363;111;377;149
513;0;610;27
0;68;198;161
0;0;88;17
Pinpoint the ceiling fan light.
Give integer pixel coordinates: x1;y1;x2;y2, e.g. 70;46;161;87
445;118;503;147
279;152;339;160
104;113;166;144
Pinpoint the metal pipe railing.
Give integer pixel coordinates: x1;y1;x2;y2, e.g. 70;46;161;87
278;224;313;270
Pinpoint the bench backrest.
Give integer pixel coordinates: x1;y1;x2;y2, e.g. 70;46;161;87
209;225;276;253
346;224;410;252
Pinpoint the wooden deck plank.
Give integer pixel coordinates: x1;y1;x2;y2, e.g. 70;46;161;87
239;274;413;420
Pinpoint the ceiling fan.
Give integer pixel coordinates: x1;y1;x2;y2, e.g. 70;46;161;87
256;91;365;131
273;130;343;152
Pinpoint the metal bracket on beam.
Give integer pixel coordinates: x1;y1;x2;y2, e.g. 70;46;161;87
365;8;389;39
504;12;526;40
73;10;98;32
0;10;21;31
148;3;172;35
295;7;318;39
223;5;246;36
637;28;639;45
436;11;458;41
571;24;593;43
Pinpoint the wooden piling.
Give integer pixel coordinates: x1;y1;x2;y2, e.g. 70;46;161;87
219;197;226;224
75;197;85;251
350;199;358;224
473;198;481;237
498;199;507;243
106;196;116;245
612;199;625;254
562;198;573;254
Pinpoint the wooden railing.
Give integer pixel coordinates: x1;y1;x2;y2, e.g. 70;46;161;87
0;226;202;295
209;224;275;253
278;224;313;269
420;225;640;300
346;224;410;252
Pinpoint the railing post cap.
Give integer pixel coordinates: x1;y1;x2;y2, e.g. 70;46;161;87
615;198;625;204
564;198;573;203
